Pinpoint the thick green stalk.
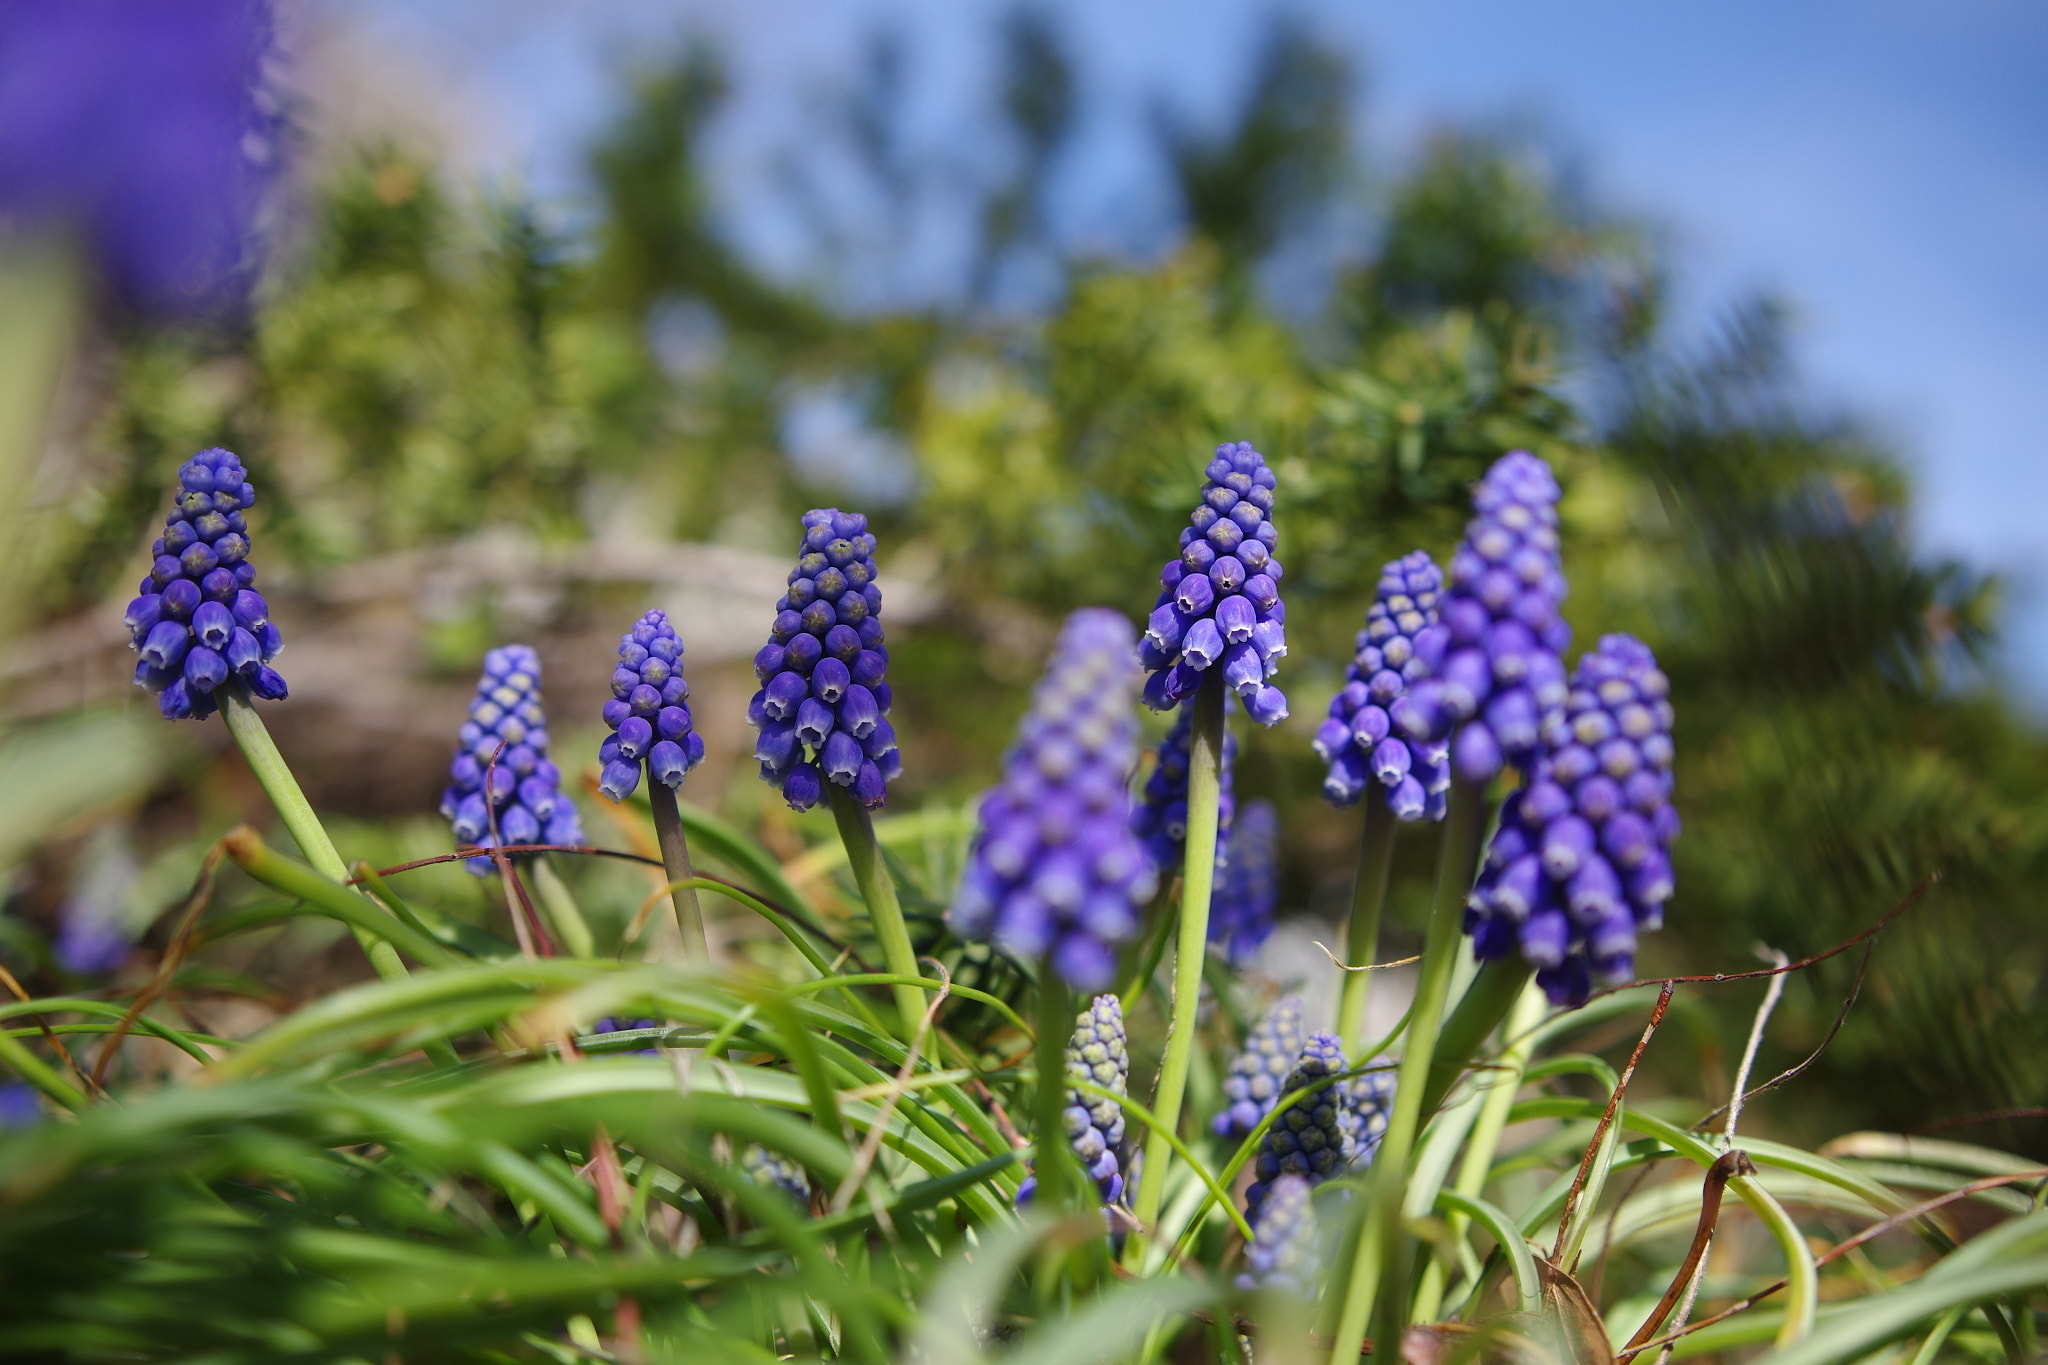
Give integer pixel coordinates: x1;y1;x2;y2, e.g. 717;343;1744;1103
1336;796;1399;1054
531;856;595;959
826;785;926;1040
1124;669;1225;1264
1329;775;1487;1359
1421;956;1537;1116
220;687;410;986
645;779;708;964
1034;967;1075;1212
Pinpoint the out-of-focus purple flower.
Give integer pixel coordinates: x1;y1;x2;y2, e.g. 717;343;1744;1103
1397;452;1571;783
1140;441;1289;726
1245;1031;1353;1224
595;609;706;802
1211;799;1280;964
1315;551;1451;821
747;508;898;812
54;826;140;976
0;0;278;315
1465;633;1678;1006
1213;995;1307;1142
948;609;1156;990
439;645;582;876
124;447;284;721
1015;993;1134;1208
742;1143;812;1204
1131;696;1237;887
1339;1066;1395;1170
1236;1174;1319;1296
592;1016;660;1056
0;1083;38;1129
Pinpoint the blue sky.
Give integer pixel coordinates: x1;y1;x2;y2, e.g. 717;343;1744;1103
319;0;2048;706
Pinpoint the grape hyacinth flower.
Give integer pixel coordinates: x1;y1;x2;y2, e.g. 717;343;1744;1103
439;645;583;876
1213;995;1308;1142
595;610;707;802
1465;633;1678;1006
741;1144;812;1205
1130;697;1237;884
592;1017;660;1056
1016;993;1134;1207
1139;441;1290;726
1397;451;1571;783
1244;1031;1354;1224
1339;1066;1395;1170
1314;551;1451;821
1211;799;1280;964
124;447;286;721
949;609;1157;989
748;508;898;812
1236;1174;1320;1297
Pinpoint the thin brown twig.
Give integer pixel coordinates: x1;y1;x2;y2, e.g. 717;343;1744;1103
1551;980;1675;1263
1915;1107;2048;1134
1617;1168;2048;1360
1694;940;1872;1131
92;839;229;1088
1619;1150;1755;1356
356;843;665;877
829;959;954;1223
0;962;106;1099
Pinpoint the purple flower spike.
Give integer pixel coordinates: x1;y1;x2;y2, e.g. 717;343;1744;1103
1236;1174;1320;1296
1399;453;1570;781
1131;697;1238;888
1211;799;1280;965
1465;633;1677;1005
748;509;897;812
1141;441;1289;725
1317;551;1452;821
440;645;582;877
1015;994;1136;1208
1214;996;1308;1141
1245;1032;1354;1224
949;609;1156;989
124;448;282;720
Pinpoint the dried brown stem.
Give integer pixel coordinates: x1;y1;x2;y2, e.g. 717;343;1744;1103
1550;980;1675;1263
1619;1149;1755;1356
92;839;227;1088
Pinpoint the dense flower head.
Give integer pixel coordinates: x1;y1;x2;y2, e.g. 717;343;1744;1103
748;508;897;812
439;645;582;876
1237;1174;1320;1296
125;447;285;721
1139;441;1290;726
1466;633;1678;1006
1397;451;1572;782
741;1143;812;1205
1339;1066;1396;1170
1211;799;1281;964
1016;994;1134;1207
596;610;706;801
1315;551;1451;821
1214;995;1308;1141
1245;1031;1354;1224
949;610;1157;989
1130;697;1237;885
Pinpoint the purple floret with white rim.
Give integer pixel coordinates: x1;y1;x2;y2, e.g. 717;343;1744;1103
1130;696;1237;887
1139;440;1289;726
1244;1031;1354;1225
1015;993;1135;1208
124;447;285;721
439;645;583;877
595;609;707;801
1465;633;1678;1006
1211;798;1280;964
1315;550;1451;820
948;609;1157;990
1396;451;1571;783
747;508;898;812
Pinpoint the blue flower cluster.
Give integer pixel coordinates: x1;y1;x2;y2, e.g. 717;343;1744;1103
1315;551;1450;821
950;610;1157;989
1237;1174;1319;1296
1017;993;1134;1207
1130;697;1237;883
126;447;285;721
1214;995;1307;1142
1467;633;1678;1005
749;509;898;812
1398;451;1571;782
1140;441;1289;725
1339;1066;1395;1169
440;645;581;876
741;1144;811;1204
596;610;706;801
1245;1031;1353;1224
1211;798;1280;964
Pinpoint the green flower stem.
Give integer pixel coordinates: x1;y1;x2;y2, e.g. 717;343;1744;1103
1420;956;1537;1117
531;857;595;959
826;785;926;1040
1124;668;1225;1266
219;686;410;987
1329;774;1487;1358
1033;965;1074;1213
0;1026;85;1112
644;779;708;964
1336;795;1399;1054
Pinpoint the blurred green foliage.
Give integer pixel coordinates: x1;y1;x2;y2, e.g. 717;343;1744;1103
15;16;2046;1157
